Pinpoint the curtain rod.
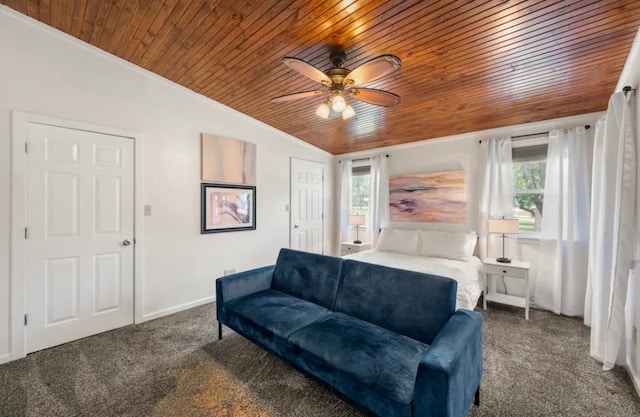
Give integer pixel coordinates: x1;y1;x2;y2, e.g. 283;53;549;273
478;125;591;144
339;154;389;163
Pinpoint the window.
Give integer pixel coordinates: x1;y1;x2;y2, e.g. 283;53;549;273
352;164;370;215
512;137;548;234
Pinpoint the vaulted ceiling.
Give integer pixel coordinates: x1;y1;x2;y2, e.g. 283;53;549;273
2;1;639;154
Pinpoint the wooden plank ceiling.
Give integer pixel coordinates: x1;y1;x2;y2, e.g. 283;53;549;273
2;0;639;155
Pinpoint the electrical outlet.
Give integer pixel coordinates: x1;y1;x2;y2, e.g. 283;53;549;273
223;269;236;276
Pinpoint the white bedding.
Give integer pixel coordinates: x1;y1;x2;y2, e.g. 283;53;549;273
343;249;483;310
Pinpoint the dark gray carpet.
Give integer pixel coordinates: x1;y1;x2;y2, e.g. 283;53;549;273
0;303;638;417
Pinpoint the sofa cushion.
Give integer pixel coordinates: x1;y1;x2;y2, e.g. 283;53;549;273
224;289;332;340
288;312;428;405
271;248;344;310
288;349;413;417
335;260;456;345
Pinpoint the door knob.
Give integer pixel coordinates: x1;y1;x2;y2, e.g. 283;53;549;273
122;239;132;246
294;225;299;228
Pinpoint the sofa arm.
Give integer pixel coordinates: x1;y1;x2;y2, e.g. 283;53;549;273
413;309;483;417
215;265;275;325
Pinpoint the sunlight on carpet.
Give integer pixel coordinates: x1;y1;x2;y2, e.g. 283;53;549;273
153;360;273;417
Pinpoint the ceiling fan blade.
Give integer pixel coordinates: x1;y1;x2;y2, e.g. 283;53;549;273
282;57;332;85
351;88;401;107
345;54;401;86
271;90;327;103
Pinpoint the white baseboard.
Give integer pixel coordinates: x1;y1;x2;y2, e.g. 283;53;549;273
0;297;216;365
628;365;640;398
139;296;215;323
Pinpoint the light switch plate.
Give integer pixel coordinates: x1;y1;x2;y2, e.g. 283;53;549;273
144;205;152;216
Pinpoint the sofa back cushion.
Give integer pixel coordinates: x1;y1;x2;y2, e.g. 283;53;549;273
335;260;456;344
271;248;344;310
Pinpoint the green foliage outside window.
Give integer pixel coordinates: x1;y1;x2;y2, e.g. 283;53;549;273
513;161;545;232
352;174;370;215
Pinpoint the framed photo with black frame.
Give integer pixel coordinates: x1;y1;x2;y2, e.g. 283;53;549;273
201;183;256;233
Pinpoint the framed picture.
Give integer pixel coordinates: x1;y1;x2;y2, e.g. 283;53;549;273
389;170;467;223
201;183;256;233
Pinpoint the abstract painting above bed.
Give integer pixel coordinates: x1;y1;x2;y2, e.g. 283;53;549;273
389;170;467;223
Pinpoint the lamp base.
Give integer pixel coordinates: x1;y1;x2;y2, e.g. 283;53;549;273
496;257;512;264
353;240;362;244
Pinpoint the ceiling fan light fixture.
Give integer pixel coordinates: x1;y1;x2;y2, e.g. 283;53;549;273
331;95;346;112
342;105;355;120
316;102;330;119
273;51;401;122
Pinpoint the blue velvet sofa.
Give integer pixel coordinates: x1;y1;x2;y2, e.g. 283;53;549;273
216;248;483;417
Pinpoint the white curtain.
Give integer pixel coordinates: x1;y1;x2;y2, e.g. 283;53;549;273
534;127;590;316
585;90;637;370
368;155;389;245
338;160;353;247
479;138;515;261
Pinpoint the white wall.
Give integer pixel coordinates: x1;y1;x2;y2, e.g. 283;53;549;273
615;27;640;396
337;112;602;297
0;8;334;362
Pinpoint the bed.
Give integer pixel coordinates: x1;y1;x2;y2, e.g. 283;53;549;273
343;228;483;310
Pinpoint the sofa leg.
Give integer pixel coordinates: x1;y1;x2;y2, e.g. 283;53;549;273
474;386;480;406
218;321;222;340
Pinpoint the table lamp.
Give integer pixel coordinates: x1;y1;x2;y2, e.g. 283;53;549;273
349;214;366;244
488;217;519;263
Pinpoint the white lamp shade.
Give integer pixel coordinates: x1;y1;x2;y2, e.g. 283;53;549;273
315;103;330;119
488;217;519;234
349;214;366;226
342;104;355;120
332;95;346;112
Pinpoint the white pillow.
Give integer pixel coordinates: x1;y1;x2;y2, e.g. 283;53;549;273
376;228;420;255
419;230;477;261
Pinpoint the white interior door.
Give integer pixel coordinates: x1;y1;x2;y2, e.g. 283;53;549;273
25;122;134;353
290;159;324;254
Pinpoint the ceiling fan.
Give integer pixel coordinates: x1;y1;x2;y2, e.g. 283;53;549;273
271;51;401;120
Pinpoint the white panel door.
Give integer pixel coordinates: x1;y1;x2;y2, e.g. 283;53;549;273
26;123;134;353
290;159;324;254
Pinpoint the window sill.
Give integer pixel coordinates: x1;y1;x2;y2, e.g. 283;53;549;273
517;234;540;244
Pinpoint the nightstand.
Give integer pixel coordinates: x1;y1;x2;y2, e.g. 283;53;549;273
341;242;371;255
483;258;531;319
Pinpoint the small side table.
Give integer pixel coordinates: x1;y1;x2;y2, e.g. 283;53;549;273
483;258;531;320
341;242;371;255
